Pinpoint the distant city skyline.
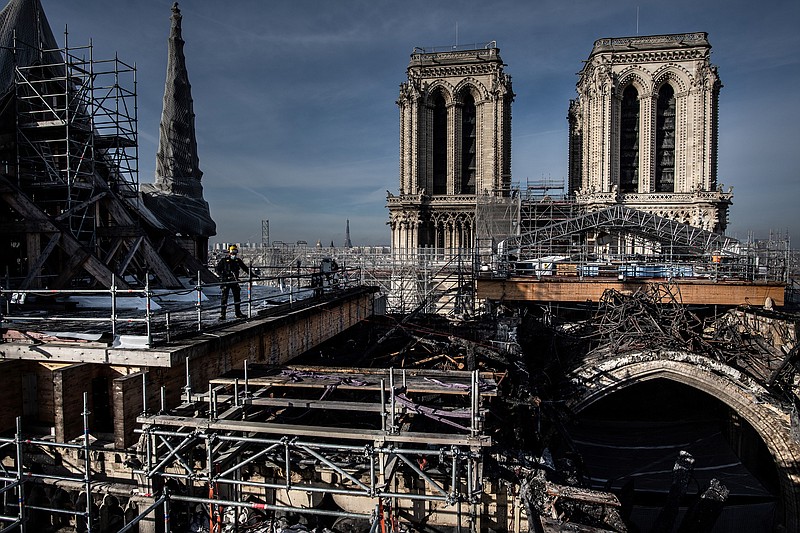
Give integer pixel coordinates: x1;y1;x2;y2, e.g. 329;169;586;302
41;0;800;246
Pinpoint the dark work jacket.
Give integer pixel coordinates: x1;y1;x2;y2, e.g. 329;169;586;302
215;255;249;282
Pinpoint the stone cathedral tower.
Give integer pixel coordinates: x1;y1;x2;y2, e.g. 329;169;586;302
568;33;732;232
387;44;513;253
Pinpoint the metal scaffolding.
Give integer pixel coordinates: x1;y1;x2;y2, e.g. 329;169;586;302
128;364;497;532
0;394;139;533
13;32;139;248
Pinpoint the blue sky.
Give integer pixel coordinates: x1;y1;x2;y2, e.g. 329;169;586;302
42;0;799;246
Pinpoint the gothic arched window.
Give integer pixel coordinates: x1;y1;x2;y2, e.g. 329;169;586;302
431;91;448;195
619;85;639;193
655;84;676;192
460;92;477;194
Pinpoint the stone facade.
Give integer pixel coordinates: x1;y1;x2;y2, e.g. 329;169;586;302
387;45;513;253
568;33;732;232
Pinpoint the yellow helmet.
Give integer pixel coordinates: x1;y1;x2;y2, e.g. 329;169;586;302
228;245;238;253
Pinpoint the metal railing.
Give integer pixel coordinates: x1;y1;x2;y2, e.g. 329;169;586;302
0;265;363;347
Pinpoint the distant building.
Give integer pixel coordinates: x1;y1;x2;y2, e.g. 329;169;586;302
568;33;732;232
387;44;514;253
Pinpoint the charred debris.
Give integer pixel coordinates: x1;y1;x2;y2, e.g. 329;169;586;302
295;283;799;532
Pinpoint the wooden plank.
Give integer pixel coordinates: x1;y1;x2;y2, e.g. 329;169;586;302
476;277;786;306
0;342;173;366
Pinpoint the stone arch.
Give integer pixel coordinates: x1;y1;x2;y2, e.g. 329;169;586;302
566;350;800;531
615;66;651;96
652;64;691;94
453;78;489;103
424;82;454;106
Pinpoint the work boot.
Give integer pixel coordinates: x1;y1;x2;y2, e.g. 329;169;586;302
219;313;226;320
235;312;247;319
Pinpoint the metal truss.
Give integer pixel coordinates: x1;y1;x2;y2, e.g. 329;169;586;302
507;204;739;257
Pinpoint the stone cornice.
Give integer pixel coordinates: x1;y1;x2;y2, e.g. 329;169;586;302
591;33;709;55
575;190;733;205
412;63;503;80
601;49;706;65
387;193;479;209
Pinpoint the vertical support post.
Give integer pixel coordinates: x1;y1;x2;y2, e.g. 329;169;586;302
82;392;93;533
145;428;154;495
283;439;291;489
243;360;249;401
380;379;386;433
451;447;458;504
247;260;253;318
196;270;203;332
234;379;239;407
471;370;479;437
165;311;171;343
160;386;166;414
111;273;117;338
206;434;215;533
142;372;148;414
389;368;396;434
15;417;25;532
163;491;171;533
144;273;152;347
184;357;191;404
209;384;216;420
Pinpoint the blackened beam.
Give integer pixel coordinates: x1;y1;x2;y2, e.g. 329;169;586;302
19;233;60;289
0;175;131;289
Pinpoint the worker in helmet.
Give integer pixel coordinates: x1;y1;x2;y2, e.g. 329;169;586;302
215;245;249;319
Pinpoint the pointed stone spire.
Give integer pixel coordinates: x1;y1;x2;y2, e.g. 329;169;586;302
142;2;215;239
154;2;203;198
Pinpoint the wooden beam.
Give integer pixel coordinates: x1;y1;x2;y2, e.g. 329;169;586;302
0;220;54;233
117;236;144;274
19;232;60;289
0;175;130;289
98;191;183;288
96;226;145;238
54;191;107;222
476;277;786;306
